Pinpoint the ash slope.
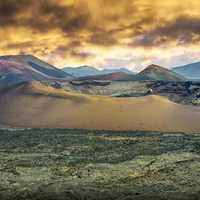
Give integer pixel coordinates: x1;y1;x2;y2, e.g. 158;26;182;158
0;81;200;132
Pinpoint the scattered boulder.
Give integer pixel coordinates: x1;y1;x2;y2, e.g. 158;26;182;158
145;81;200;105
192;98;200;105
51;81;62;89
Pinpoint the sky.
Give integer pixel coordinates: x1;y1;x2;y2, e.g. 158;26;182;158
0;0;200;71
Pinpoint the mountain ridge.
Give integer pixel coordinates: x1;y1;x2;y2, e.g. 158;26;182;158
63;65;135;77
74;64;186;82
0;54;72;88
173;62;200;80
139;64;186;82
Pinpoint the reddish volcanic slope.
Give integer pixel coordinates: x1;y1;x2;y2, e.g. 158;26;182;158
0;55;72;88
76;72;136;81
0;60;27;72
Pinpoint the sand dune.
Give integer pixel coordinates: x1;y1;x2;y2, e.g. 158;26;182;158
0;82;200;132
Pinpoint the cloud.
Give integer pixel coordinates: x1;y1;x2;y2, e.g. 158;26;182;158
0;0;200;69
131;16;200;47
70;50;93;60
4;41;34;49
89;30;118;46
0;0;90;34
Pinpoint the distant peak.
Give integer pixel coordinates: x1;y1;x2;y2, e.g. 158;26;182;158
79;65;95;69
140;64;168;73
139;63;185;81
146;64;164;69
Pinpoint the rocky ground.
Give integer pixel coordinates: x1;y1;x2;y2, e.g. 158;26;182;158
0;129;200;199
50;80;151;96
52;80;200;106
148;81;200;105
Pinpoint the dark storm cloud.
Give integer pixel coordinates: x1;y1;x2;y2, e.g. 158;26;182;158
32;1;90;33
89;29;118;46
0;0;30;25
55;40;83;55
132;16;200;47
2;0;200;48
0;0;91;33
5;41;33;49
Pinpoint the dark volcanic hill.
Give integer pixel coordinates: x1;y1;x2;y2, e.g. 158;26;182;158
76;72;132;81
0;55;72;88
139;64;186;82
75;72;149;81
75;65;186;82
173;62;200;80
